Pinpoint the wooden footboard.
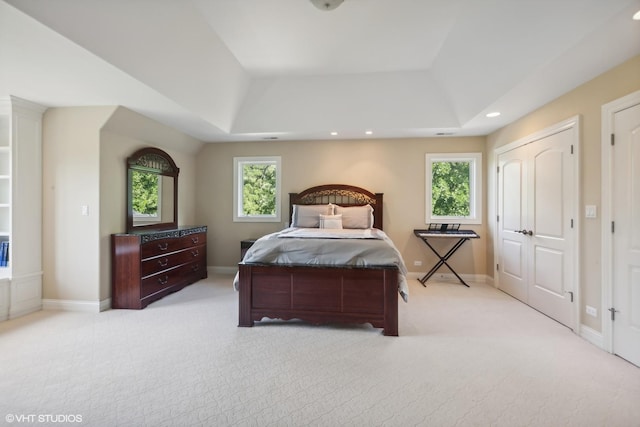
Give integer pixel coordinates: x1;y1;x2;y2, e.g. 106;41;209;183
238;263;399;336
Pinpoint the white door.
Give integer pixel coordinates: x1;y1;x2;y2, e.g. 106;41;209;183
612;102;640;367
497;122;577;330
497;150;528;302
527;131;575;329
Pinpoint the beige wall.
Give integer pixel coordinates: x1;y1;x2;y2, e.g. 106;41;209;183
195;137;487;277
43;107;116;301
486;55;640;332
43;106;201;305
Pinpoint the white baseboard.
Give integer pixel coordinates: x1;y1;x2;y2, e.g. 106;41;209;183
43;299;103;313
100;298;111;312
579;324;605;350
408;272;488;285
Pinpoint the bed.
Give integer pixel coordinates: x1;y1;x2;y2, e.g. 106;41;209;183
236;184;407;336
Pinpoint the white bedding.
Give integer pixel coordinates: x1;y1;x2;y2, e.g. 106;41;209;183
234;227;409;301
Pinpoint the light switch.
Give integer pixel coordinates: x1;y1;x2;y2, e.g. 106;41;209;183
585;205;597;219
81;205;89;216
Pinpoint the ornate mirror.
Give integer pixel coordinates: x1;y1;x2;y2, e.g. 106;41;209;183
126;147;179;233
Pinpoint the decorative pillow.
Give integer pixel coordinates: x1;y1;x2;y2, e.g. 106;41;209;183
334;204;374;229
291;204;333;228
319;214;343;229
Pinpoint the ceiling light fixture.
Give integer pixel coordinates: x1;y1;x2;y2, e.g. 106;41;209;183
633;9;640;20
330;131;338;136
310;0;344;11
365;130;373;135
486;112;501;118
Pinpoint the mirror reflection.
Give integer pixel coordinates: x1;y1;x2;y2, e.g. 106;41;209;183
126;147;179;233
131;172;175;226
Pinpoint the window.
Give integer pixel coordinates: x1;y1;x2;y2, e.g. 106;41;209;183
425;152;482;224
233;156;281;222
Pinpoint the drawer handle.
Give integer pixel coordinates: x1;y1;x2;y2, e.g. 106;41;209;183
191;249;199;257
191;236;199;244
158;275;169;285
191;264;200;272
158;258;169;267
158;242;169;251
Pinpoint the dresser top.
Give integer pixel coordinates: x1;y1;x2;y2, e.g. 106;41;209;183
114;225;207;243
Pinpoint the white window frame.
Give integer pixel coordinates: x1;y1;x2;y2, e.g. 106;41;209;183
425;152;482;225
233;156;281;222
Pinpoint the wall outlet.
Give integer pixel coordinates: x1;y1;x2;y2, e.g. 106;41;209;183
586;305;597;317
413;260;422;267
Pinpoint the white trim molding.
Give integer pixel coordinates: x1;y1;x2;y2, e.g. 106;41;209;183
601;89;640;354
43;299;103;313
579;324;604;349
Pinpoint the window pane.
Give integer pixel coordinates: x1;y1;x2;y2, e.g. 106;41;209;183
241;163;276;215
431;161;470;216
234;156;281;222
425;152;481;225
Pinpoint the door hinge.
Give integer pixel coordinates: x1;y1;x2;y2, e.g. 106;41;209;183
608;307;619;321
611;133;615;146
497;166;500;173
571;144;574;154
496;263;499;271
571;219;574;228
612;221;615;233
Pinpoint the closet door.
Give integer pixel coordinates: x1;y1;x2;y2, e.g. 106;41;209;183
497;148;528;303
497;124;576;330
526;130;575;330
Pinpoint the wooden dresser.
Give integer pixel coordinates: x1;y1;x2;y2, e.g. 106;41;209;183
111;225;207;309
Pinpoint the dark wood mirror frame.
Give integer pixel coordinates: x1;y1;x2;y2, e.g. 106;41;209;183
126;147;179;233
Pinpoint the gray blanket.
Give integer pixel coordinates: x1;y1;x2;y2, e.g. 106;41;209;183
234;228;408;301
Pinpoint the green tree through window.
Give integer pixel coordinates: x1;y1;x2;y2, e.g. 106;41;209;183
426;152;482;224
242;164;276;215
233;156;281;222
431;161;470;216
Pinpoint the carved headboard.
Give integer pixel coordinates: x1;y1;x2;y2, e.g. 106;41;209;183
289;184;384;230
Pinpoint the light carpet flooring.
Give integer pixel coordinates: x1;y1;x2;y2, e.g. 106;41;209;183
0;274;639;427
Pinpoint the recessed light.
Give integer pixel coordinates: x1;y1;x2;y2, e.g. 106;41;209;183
365;130;373;135
330;131;338;136
486;112;501;118
634;9;640;20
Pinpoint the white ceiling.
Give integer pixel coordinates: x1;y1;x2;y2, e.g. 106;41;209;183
1;0;640;142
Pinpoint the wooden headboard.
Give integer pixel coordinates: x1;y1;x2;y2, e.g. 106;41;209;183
289;184;384;230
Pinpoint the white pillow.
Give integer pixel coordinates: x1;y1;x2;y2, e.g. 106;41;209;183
319;214;343;229
334;204;374;229
291;204;333;228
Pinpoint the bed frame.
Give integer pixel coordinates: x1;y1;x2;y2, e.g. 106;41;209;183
238;184;399;336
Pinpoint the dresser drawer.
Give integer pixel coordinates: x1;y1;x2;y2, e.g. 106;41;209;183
141;261;205;298
141;232;206;259
140;245;205;278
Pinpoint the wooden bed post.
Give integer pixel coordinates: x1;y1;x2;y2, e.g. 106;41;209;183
238;263;254;327
383;268;399;336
